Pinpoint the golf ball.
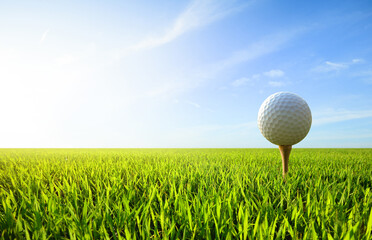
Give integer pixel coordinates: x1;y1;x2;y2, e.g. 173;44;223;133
257;92;312;145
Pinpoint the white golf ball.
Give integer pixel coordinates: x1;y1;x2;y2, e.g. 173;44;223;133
257;92;312;145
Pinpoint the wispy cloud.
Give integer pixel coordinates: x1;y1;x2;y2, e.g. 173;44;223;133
312;58;364;72
232;77;252;87
264;69;285;77
232;69;285;87
40;29;49;43
215;31;300;71
352;58;364;63
140;28;301;98
183;100;215;112
326;61;348;70
313;109;372;125
124;0;248;54
185;100;201;108
231;75;259;87
120;26;303;100
268;81;285;87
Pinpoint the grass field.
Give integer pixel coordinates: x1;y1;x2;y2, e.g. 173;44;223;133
0;148;371;239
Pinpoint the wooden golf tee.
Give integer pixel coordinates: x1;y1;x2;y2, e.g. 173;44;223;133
279;145;292;178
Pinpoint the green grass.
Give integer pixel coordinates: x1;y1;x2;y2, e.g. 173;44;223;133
0;148;371;239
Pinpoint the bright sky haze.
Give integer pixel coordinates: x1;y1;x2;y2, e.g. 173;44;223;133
1;0;372;148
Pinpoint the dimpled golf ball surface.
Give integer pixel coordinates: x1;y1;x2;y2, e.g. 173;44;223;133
258;92;312;145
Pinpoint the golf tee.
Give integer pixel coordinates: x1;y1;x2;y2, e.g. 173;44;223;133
279;145;292;178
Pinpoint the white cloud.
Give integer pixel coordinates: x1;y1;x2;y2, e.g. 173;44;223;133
268;81;285;87
40;29;49;43
124;0;248;54
232;77;252;87
312;59;364;72
185;100;201;108
126;27;303;99
134;28;300;98
233;69;285;88
232;74;261;87
264;69;284;78
215;31;300;71
352;58;364;63
326;61;348;69
313;109;372;125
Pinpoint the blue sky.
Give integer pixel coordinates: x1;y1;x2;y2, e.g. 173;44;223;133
0;0;372;148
